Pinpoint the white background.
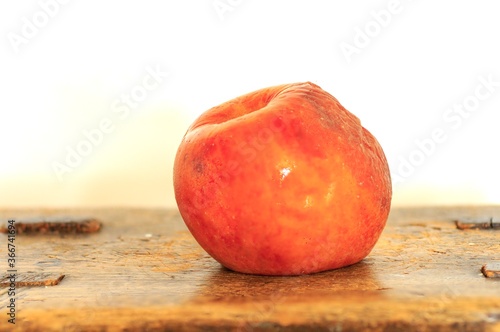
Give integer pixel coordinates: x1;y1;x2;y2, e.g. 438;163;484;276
1;0;499;208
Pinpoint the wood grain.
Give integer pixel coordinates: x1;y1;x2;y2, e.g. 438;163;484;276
0;207;499;332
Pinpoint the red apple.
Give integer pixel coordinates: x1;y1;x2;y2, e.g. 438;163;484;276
173;82;392;276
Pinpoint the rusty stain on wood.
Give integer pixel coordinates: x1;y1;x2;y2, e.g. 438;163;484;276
0;272;65;287
455;217;496;230
0;216;101;235
481;263;500;278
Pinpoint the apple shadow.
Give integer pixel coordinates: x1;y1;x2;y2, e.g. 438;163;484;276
188;259;385;305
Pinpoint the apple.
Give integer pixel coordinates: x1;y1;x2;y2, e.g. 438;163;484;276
173;82;392;276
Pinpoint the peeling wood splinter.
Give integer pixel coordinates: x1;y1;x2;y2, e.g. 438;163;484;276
0;216;102;235
455;217;499;230
492;217;500;229
0;272;65;287
481;263;500;278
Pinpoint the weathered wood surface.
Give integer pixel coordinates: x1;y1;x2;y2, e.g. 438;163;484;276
0;206;499;332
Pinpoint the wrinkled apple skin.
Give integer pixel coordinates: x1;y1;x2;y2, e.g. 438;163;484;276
173;82;392;276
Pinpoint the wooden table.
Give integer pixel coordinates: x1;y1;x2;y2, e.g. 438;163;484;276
0;207;499;331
